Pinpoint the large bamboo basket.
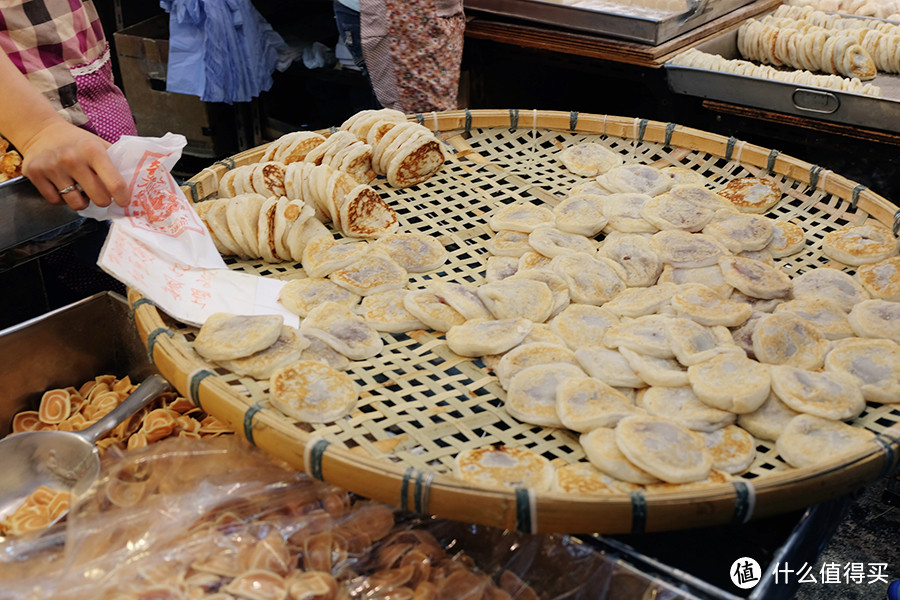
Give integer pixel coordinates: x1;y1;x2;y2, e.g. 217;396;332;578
130;109;900;534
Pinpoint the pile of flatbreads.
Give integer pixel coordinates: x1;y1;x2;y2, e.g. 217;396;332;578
669;48;882;96
194;165;399;262
451;141;898;494
192;312;360;423
787;0;900;20
737;5;900;80
189;113;899;498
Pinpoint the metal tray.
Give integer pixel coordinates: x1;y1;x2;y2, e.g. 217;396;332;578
0;291;156;437
464;0;758;44
664;27;900;133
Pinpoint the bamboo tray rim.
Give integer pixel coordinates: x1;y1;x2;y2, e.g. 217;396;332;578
134;109;900;535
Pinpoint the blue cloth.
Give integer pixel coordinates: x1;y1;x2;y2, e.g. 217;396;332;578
160;0;288;104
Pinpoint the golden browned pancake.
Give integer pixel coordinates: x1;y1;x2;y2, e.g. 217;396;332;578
269;360;358;423
453;446;555;491
717;176;782;213
553;462;641;495
856;256;900;301
700;425;756;474
821;223;899;266
339;185;399;239
386;136;446;188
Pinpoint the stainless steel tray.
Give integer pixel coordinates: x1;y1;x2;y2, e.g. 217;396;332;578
464;0;757;44
0;292;156;437
664;27;900;133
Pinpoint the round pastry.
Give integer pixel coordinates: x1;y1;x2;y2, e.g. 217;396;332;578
193;313;284;361
855;256;900;301
700;425;756;474
752;312;829;369
821;223;899;266
580;426;661;485
558;142;623;176
614;415;713;484
776;414;875;469
555;376;642;432
688;352;771;414
717;176;782;213
770;365;866;421
454;446;555;491
269;360;358;423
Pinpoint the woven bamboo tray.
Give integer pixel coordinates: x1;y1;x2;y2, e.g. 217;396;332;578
130;109;900;535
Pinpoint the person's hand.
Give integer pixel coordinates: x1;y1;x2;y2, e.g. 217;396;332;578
19;120;130;211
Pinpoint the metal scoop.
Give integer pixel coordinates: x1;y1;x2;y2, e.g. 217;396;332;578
0;374;171;525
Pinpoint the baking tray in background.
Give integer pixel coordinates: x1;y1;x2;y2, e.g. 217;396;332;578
664;26;900;134
464;0;758;44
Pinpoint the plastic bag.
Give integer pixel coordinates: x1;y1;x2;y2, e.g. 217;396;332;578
0;437;688;599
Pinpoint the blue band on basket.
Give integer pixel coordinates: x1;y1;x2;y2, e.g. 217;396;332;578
146;327;173;360
851;184;867;210
184;180;199;203
809;165;824;191
464;108;472;134
636;119;648;144
242;402;264;445
214;157;235;170
875;433;900;479
569;111;579;131
131;297;155;312
305;438;331;481
509;109;519;131
725;137;738;161
664;122;676;148
415;113;425;125
414;470;434;513
732;480;756;525
400;466;416;512
629;490;647;534
515;488;535;534
129;296;155;321
187;368;215;410
767;149;780;173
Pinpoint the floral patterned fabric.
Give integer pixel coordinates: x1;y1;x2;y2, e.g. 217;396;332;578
360;0;465;113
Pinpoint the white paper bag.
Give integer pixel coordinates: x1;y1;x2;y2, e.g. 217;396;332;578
80;133;225;270
84;133;299;328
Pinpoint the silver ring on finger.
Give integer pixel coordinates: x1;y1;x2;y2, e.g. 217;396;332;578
57;184;81;195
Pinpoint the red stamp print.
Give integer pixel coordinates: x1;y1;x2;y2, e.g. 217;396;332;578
127;150;203;237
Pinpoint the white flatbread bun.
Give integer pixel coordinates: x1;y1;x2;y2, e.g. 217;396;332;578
216;326;310;380
776;414;875;469
193;313;283;361
615;415;713;484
